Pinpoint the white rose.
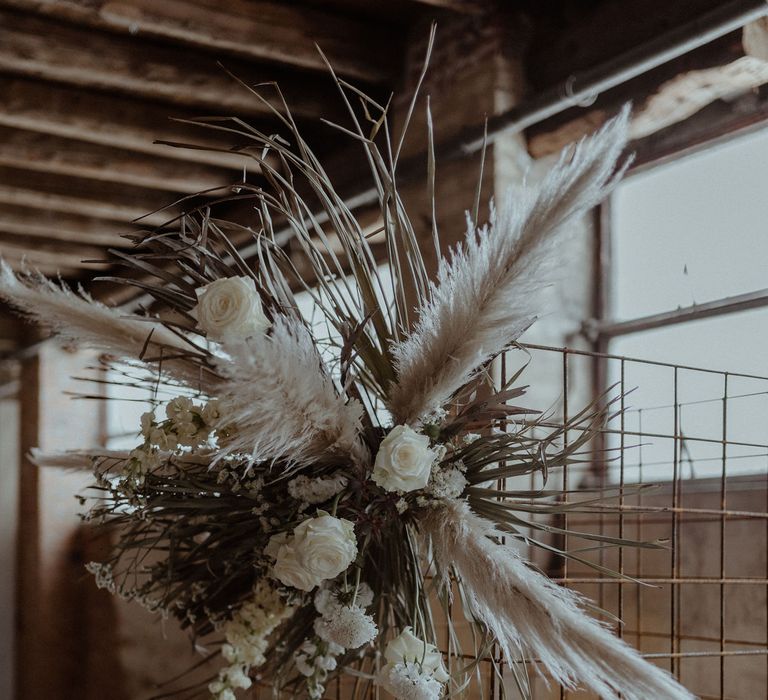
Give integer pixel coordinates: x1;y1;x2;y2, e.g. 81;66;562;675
384;627;449;683
293;514;357;582
272;543;318;592
372;425;438;493
193;276;270;343
264;532;289;560
271;515;357;591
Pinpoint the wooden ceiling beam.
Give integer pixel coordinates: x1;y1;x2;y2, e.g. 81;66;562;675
0;77;259;170
526;26;768;159
0;127;235;193
0;238;111;272
0;9;350;121
0;204;134;246
407;0;485;13
0;184;175;227
524;0;729;92
0;0;396;83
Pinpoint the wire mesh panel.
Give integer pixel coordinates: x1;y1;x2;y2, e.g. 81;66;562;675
482;344;768;700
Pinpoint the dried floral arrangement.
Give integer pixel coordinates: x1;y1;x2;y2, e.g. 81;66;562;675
0;51;695;700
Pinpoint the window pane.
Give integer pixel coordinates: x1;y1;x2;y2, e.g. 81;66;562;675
612;127;768;321
608;309;768;481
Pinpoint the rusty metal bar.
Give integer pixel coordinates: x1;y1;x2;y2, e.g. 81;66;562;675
589;288;768;339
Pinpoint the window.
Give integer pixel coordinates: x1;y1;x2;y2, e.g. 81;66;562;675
600;127;768;481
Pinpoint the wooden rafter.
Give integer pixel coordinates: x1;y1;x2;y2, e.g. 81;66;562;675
0;127;235;193
0;236;111;272
0;9;352;120
0;204;135;246
408;0;484;13
526;27;768;158
0;184;176;228
0;0;398;83
0;77;260;169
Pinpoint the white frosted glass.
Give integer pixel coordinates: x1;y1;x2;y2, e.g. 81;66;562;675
607;309;768;482
612;127;768;321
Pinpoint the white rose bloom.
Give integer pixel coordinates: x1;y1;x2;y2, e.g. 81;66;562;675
271;515;357;591
271;543;318;592
384;627;449;683
293;514;357;583
372;425;438;493
264;532;289;560
193;276;270;343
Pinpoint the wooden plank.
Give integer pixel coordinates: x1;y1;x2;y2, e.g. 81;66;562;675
0;0;396;83
526;29;768;158
14;344;39;700
631;85;768;170
525;0;727;92
0;127;234;193
0;205;133;246
0;77;259;170
0;9;350;121
0;184;174;227
0;310;20;341
0;237;111;272
408;0;484;12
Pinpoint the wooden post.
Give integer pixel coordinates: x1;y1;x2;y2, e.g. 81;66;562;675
14;345;40;700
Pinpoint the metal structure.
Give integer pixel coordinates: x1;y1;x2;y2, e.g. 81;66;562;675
502;343;768;699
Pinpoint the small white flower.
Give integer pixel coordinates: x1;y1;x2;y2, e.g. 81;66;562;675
378;661;444;700
288;473;348;506
140;410;155;437
148;427;175;451
166;396;195;422
211;582;293;699
315;654;337;672
193;276;270;343
384;627;449;683
372;425;439;493
425;465;468;501
128;445;160;474
202;398;222;426
314;604;377;649
295;654;314;677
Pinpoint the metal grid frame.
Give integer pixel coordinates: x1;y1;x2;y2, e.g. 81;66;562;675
490;342;768;700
